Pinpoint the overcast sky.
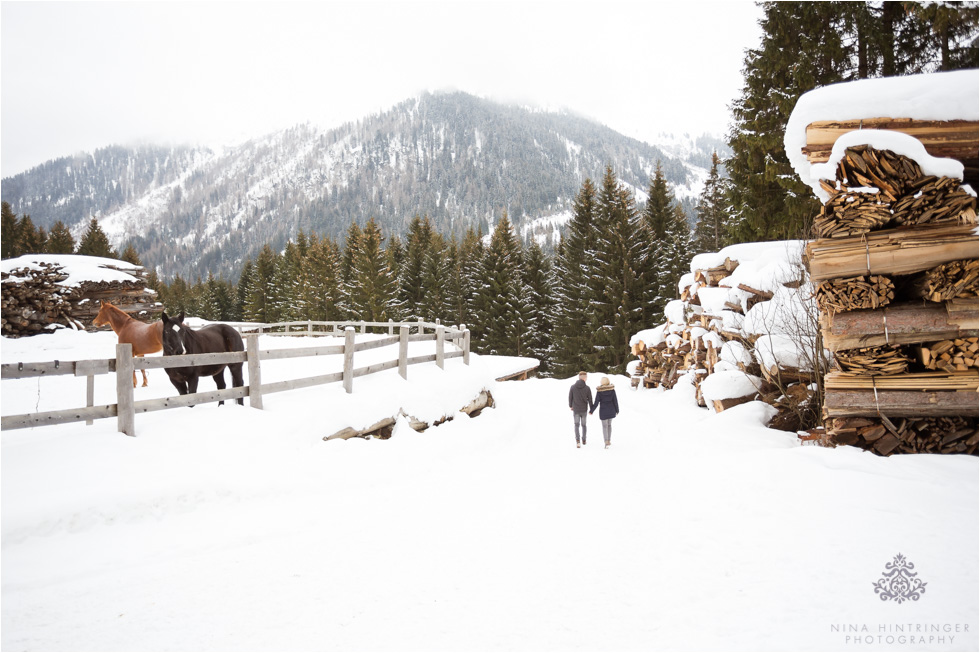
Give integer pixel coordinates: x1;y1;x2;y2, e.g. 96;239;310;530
1;1;763;178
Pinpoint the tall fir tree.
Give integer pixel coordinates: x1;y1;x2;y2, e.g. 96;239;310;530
244;245;276;323
348;218;399;322
120;243;143;266
589;167;647;374
420;231;452;323
16;215;47;254
234;260;254;322
642;164;691;322
1;202;17;259
476;213;529;356
522;239;557;375
399;215;434;321
46;221;76;254
692;152;730;254
338;222;363;320
552;177;599;377
76;218;117;258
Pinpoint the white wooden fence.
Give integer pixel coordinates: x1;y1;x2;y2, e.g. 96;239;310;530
1;320;470;437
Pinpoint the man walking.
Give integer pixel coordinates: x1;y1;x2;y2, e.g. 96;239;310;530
568;371;592;448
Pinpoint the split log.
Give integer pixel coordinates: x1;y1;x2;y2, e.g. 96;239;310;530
834;345;911;376
803;118;980;167
805;223;979;281
815;275;895;314
910;258;979;303
826;414;979;456
824;370;978;392
823;388;979;418
815;189;893;238
914;338;979;372
819;299;979;351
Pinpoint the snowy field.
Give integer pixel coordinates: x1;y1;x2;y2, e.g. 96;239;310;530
2;329;977;651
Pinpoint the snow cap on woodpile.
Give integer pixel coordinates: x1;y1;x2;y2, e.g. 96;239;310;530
784;69;979;202
1;254;145;288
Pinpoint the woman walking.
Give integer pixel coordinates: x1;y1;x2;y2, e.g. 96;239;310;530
589;377;619;449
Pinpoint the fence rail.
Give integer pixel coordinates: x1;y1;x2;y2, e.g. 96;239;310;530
2;321;470;437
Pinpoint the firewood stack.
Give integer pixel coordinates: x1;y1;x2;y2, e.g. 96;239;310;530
1;257;161;337
630;245;816;429
804;144;979;456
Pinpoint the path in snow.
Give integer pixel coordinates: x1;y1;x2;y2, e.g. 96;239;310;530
2;342;977;650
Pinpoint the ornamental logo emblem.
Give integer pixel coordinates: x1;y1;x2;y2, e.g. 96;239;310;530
872;553;927;603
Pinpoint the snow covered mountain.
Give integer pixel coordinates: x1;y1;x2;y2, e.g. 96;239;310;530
1;92;728;280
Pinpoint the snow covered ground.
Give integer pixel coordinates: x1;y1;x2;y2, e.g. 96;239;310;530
2;330;977;651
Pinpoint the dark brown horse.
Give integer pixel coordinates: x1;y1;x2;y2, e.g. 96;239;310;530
93;301;163;387
161;311;245;406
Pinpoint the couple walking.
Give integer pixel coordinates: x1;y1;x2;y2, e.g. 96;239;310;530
568;371;619;449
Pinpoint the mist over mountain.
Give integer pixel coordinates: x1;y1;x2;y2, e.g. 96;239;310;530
2;91;729;280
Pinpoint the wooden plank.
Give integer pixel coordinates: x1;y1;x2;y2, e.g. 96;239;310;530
399;325;408;380
825;370;978;391
405;354;437;366
803;118;980;162
133;386;249;413
343;328;355;394
352;335;400;353
824;389;980;418
352;359;400;378
821;300;979;351
246;334;263;410
805;224;979;281
495;364;540;382
116;344;135;436
137;351;247;369
262;372;345;395
258;345;345;360
2;359;113;379
1;404;117;430
408;333;436;343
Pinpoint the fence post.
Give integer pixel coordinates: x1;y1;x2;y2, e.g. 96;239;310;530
417;318;424;335
463;328;471;366
436;325;445;369
388;319;394;335
343;327;355;393
307;320;313;336
86;374;95;425
399;325;409;380
246;334;263;410
115;344;135;436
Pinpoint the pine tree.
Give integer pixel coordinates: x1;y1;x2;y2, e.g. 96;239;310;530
244;245;276;323
399;215;434;320
642;164;690;322
477;213;531;356
302;234;342;322
1;202;18;259
234;260;253;322
589;167;646;374
692;152;730;254
46;221;76;254
76;218;117;258
16;215;47;254
120;243;143;266
420;232;452;323
338;222;363;320
456;226;485;333
199;273;222;321
348;218;398;322
522;239;557;375
552;177;599;377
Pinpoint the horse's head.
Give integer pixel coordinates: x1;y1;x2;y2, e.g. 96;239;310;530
161;311;188;355
93;301;113;327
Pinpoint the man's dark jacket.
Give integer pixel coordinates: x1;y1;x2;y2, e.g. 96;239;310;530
568;379;593;414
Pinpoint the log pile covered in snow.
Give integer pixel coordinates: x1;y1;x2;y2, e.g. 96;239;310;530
630;241;820;432
787;72;979;456
1;255;161;337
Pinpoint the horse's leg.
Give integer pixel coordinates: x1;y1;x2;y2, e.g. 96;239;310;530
187;376;199;408
229;363;245;406
137;355;149;387
213;369;227;406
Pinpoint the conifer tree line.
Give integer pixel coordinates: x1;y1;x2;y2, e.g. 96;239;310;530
138;165;693;377
1;201;142;264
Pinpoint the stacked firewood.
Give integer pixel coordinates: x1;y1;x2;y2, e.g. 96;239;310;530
631;248;816;430
804;143;979;456
2;258;161;337
1;263;79;336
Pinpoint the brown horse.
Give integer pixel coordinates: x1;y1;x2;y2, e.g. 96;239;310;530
93;301;164;387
